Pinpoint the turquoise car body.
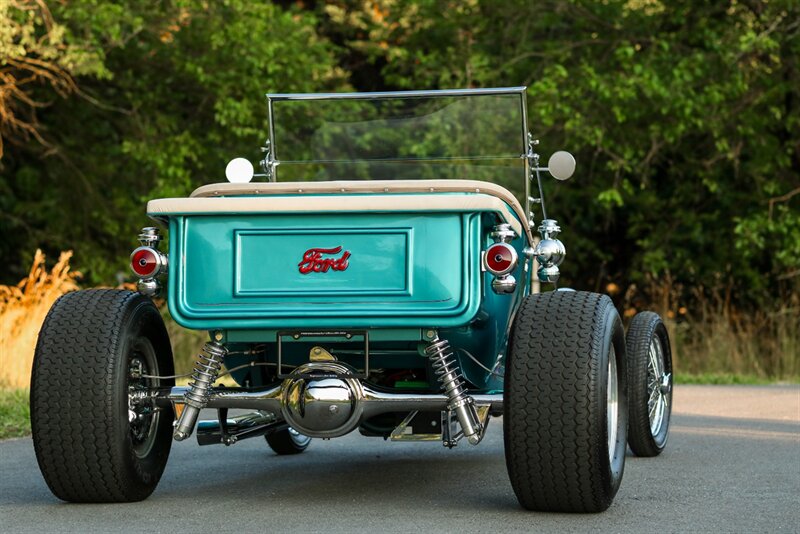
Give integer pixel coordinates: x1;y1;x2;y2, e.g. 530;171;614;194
147;88;536;394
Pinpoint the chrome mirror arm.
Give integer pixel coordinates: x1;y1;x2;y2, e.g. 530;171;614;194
525;133;548;228
525;133;568;287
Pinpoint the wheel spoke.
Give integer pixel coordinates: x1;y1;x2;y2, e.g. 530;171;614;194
649;399;658;419
647;336;669;437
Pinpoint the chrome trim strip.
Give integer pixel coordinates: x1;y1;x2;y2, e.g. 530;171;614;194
266;87;527;101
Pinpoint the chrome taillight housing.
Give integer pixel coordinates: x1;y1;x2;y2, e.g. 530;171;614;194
483;243;517;277
484;223;518;294
130;246;167;278
131;227;167;296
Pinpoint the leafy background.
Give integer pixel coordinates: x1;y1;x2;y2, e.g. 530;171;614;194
1;0;798;380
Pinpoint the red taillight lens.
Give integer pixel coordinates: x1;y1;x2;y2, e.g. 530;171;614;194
484;243;517;276
131;247;160;278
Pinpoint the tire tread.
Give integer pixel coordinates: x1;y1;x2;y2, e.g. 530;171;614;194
504;291;625;513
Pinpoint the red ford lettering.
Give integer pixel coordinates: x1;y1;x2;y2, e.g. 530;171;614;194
298;246;351;274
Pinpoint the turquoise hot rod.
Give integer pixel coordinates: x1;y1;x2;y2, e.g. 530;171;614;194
30;87;673;512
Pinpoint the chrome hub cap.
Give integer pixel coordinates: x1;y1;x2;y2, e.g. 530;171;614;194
647;337;671;437
607;345;619;463
128;346;160;458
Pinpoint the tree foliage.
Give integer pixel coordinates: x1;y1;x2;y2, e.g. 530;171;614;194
1;0;797;309
1;0;344;280
318;0;800;304
0;0;106;158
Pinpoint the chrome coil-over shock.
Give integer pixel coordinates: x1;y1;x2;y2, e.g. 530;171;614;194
173;341;227;441
426;337;484;445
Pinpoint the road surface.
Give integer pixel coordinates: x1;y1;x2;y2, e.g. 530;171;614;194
1;385;798;533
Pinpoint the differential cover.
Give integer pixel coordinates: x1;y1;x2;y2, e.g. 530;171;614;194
280;363;361;437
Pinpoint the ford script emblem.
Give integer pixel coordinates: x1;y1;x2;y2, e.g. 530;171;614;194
298;246;351;274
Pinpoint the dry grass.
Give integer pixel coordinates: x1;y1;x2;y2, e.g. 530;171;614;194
0;250;80;389
0;250;222;392
668;304;799;381
619;274;800;382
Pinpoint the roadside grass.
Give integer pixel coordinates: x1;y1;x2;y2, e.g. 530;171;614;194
673;373;796;385
666;310;799;381
0;388;30;440
620;274;799;383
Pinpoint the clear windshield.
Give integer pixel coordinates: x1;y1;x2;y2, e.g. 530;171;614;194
267;88;529;195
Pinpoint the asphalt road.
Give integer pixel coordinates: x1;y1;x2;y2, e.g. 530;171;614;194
1;385;798;533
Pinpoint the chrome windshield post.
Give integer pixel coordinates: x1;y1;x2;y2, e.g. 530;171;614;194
525;132;548;227
260;139;278;182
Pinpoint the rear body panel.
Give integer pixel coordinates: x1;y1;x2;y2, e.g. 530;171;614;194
166;210;485;330
151;187;529;390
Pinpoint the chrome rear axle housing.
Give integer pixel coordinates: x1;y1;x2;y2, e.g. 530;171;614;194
160;361;500;442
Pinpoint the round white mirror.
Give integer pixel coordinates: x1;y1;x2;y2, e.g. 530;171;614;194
225;157;254;183
548;151;576;181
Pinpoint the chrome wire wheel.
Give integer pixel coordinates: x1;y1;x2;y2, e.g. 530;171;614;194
626;311;673;457
646;337;670;438
607;345;619;464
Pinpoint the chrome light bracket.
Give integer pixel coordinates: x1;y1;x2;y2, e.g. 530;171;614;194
490;222;516;244
491;275;517;294
524;134;570;287
534;219;566;284
136;278;161;297
138;227;163;248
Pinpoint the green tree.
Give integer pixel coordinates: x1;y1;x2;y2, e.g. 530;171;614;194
2;0;797;311
1;0;345;282
318;0;800;304
0;0;107;158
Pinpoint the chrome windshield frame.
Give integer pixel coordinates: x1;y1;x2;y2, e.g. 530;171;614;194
265;87;531;226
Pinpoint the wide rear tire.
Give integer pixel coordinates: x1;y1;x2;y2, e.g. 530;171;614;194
504;291;628;513
31;289;174;502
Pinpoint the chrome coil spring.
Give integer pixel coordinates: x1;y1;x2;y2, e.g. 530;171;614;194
184;341;227;408
174;341;228;441
425;336;484;445
425;338;467;401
